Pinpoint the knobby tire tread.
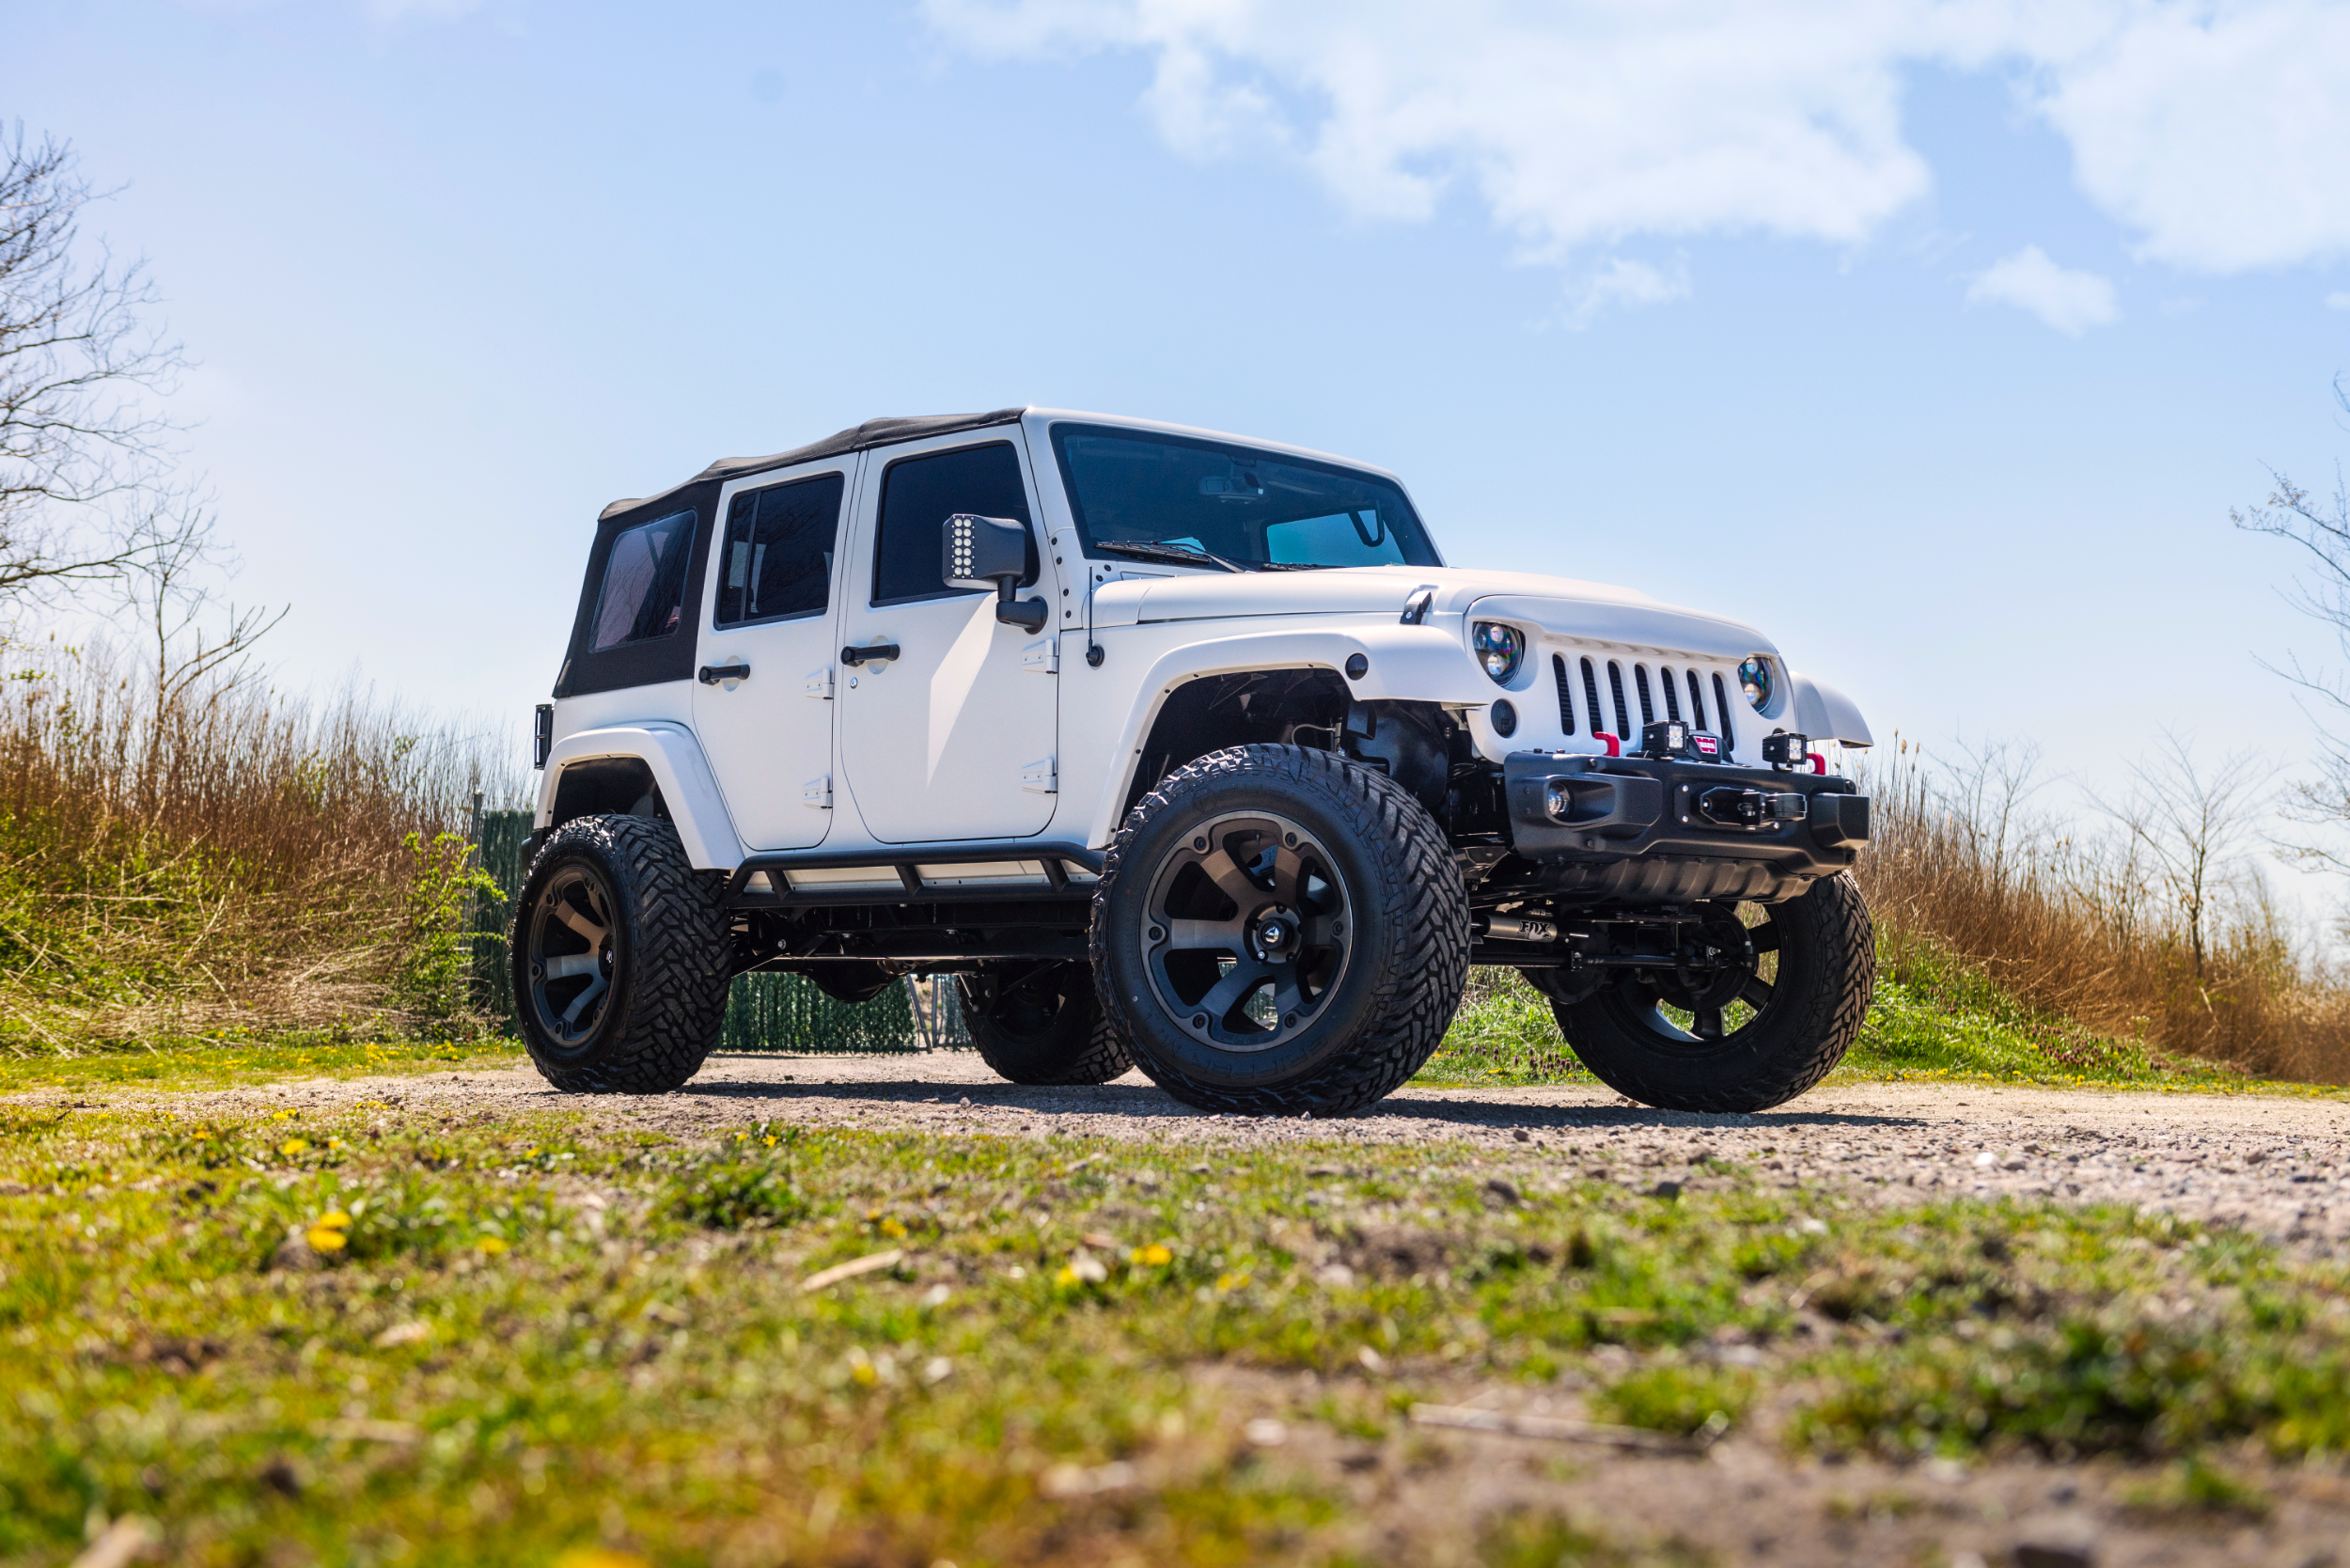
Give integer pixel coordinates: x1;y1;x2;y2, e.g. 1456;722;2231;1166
515;815;730;1095
1091;745;1468;1117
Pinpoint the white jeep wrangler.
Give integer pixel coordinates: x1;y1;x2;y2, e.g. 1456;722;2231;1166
515;408;1875;1114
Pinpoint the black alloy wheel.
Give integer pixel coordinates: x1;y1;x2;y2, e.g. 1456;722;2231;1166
1139;809;1351;1051
524;862;621;1045
1616;902;1779;1047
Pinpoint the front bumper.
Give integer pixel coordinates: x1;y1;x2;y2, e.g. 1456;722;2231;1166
1497;751;1869;905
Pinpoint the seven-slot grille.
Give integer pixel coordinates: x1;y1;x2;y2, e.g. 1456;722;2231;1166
1545;649;1749;758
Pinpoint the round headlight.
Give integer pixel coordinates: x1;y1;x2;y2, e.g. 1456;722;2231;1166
1738;655;1774;712
1472;622;1525;684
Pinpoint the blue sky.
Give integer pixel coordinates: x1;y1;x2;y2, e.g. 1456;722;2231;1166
8;1;2350;864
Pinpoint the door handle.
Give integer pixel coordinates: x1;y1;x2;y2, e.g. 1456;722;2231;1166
697;661;751;685
840;642;901;666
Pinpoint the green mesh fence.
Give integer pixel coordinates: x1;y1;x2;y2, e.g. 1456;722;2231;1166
469;807;957;1053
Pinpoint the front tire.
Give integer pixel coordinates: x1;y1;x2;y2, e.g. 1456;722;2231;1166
1547;873;1874;1113
1092;745;1468;1116
957;963;1135;1085
510;815;730;1093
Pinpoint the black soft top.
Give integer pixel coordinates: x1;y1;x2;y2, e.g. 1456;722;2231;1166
597;407;1028;522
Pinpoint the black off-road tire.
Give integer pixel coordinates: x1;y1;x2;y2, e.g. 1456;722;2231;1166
1091;745;1468;1116
957;963;1135;1085
1551;872;1874;1113
510;814;731;1094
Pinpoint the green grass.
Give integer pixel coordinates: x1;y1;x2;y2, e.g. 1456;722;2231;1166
1416;932;2333;1096
5;1103;2346;1564
0;1029;521;1095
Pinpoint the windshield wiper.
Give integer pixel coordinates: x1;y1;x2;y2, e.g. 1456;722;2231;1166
1093;540;1248;573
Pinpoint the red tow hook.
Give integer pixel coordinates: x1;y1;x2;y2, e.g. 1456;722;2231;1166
1810;753;1827;775
1592;731;1622;758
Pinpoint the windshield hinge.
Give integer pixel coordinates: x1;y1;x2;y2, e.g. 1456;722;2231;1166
1400;587;1437;625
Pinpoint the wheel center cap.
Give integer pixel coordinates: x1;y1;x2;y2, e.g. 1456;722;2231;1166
1249;906;1298;962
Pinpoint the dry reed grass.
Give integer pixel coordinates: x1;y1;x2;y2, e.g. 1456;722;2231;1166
1855;741;2350;1083
0;634;521;1050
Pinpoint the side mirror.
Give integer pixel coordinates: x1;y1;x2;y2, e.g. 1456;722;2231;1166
941;513;1048;633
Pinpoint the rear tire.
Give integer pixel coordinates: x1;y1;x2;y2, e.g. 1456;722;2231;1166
510;815;730;1094
1092;745;1467;1116
957;963;1134;1085
1550;872;1873;1113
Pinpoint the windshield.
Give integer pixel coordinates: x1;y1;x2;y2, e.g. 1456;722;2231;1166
1050;424;1442;571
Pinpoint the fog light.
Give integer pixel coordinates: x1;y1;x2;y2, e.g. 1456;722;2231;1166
1762;729;1811;770
1638;719;1689;759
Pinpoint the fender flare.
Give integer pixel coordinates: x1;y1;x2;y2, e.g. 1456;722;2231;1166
1080;623;1474;847
1788;672;1874;748
535;722;744;870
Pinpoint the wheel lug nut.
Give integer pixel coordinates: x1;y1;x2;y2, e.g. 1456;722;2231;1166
1191;1013;1208;1029
1148;925;1165;942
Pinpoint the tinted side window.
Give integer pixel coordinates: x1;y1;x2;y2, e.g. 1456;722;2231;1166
872;442;1036;606
715;472;843;627
590;509;695;651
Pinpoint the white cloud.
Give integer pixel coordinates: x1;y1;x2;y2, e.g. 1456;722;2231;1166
923;0;2350;277
1966;244;2121;335
1561;257;1692;330
2023;3;2350;272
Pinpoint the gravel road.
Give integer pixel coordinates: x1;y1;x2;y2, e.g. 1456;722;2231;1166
146;1049;2350;1251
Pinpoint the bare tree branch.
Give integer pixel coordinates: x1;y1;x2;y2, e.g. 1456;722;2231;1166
113;489;285;728
0;122;188;609
2088;730;2257;986
2232;377;2350;870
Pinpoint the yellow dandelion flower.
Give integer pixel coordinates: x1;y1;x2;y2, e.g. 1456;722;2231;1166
314;1210;352;1230
1054;1264;1080;1286
476;1235;509;1255
879;1217;908;1239
851;1360;879;1388
306;1227;348;1251
554;1548;650;1568
1215;1272;1250;1293
280;1138;310;1156
1130;1244;1173;1266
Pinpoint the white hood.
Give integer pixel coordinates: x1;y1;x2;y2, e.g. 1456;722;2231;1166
1097;564;1776;660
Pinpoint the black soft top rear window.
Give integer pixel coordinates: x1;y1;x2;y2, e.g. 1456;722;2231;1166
553;480;719;698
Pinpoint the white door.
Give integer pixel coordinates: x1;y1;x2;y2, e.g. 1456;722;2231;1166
836;431;1059;843
691;458;854;851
